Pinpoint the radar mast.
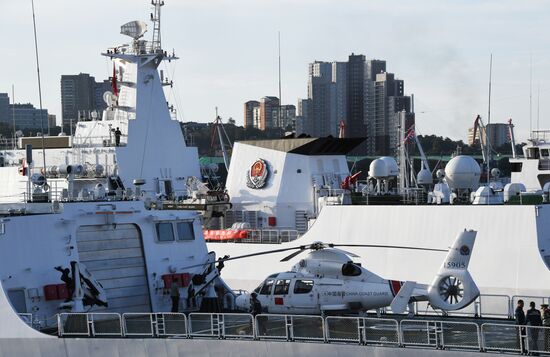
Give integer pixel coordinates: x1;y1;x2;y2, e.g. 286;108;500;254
151;0;164;53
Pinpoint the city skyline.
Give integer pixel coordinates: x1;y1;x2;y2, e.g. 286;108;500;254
1;0;549;142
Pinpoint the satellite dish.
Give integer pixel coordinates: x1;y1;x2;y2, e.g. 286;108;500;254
120;21;148;40
103;91;118;107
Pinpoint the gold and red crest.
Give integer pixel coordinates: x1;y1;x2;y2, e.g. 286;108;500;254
246;159;269;189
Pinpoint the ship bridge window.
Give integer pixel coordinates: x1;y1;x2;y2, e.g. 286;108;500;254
527;147;540;159
259;279;274;295
156;222;175;242
342;262;362;276
274;279;291;295
511;163;523;173
294;280;314;294
176;222;195;241
542;149;550;157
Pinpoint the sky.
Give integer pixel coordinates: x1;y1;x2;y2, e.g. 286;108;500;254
1;0;550;142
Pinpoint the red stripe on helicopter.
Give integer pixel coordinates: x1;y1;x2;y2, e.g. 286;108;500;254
389;280;403;297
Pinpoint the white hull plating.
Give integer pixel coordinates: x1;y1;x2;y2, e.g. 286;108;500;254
210;205;550;298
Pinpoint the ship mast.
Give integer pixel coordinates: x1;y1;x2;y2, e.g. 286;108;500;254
151;0;164;53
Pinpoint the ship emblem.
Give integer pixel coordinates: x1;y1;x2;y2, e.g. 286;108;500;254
246;159;269;189
459;245;470;256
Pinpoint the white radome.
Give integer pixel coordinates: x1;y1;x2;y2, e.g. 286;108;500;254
444;155;481;190
368;159;389;178
379;157;399;177
417;168;433;185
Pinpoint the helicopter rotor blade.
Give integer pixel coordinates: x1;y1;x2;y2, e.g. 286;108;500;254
331;247;360;258
280;248;308;262
330;243;448;253
180;245;307;270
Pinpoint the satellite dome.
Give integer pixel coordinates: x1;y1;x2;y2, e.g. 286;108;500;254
491;168;501;179
436;169;445;180
368;159;388;178
379;157;399;176
417;168;433;185
444;155;481;190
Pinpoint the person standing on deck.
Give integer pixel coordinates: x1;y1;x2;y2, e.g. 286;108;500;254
170;281;180;312
526;301;542;355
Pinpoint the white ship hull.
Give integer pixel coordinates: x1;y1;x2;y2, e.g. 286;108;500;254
210;204;550;298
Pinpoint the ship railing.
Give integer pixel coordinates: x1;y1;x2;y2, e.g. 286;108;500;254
18;313;34;328
481;323;523;353
58;312;122;337
55;312;550;355
188;312;253;339
363;317;400;345
72;135;127;148
512;295;550;312
524;325;550;355
393;294;511;319
223;229;299;244
122;312;188;337
255;314;325;342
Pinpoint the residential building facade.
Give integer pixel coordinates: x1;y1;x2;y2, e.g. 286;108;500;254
61;73;111;130
298;54;414;155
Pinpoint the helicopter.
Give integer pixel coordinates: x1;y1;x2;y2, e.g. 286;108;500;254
231;229;480;315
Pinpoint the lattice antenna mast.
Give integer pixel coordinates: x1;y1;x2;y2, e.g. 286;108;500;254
151;0;164;53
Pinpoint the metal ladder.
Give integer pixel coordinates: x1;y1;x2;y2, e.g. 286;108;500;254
428;321;443;349
155;314;166;336
211;314;224;338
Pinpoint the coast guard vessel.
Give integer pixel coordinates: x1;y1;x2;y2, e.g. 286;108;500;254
0;3;548;357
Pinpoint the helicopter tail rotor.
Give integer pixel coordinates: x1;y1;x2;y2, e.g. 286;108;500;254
427;229;479;311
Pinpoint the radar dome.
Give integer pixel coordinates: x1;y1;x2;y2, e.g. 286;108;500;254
417;168;433;185
380;157;399;176
368;159;388;178
444;155;481;190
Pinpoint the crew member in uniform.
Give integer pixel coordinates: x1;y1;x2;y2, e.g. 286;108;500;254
541;304;550;352
516;300;527;353
526;301;542;355
170;281;180;312
250;293;265;335
249;293;262;316
114;127;122;146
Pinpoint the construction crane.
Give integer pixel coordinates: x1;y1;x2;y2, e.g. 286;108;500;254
210;109;232;172
472;115;489;166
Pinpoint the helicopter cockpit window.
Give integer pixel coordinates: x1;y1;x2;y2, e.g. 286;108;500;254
294;280;314;294
259;279;274;295
342;262;362;276
273;279;291;295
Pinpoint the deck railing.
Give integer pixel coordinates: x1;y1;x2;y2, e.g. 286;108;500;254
54;311;550;355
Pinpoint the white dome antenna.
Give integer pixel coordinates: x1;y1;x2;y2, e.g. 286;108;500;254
103;91;118;107
120;21;148;40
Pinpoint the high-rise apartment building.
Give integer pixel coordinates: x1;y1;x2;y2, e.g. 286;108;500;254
0;93;50;130
8;104;48;130
298;54;413;155
61;73;111;130
243;97;296;131
346;54;367;140
259;96;279;130
307;62;335;137
468;123;510;148
244;101;260;128
0;94;9;124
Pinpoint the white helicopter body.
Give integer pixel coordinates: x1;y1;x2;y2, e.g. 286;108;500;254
235;230;479;315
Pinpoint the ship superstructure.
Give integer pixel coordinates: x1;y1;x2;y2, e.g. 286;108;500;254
0;1;231;330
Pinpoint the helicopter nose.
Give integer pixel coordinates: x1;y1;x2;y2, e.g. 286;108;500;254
235;294;250;311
